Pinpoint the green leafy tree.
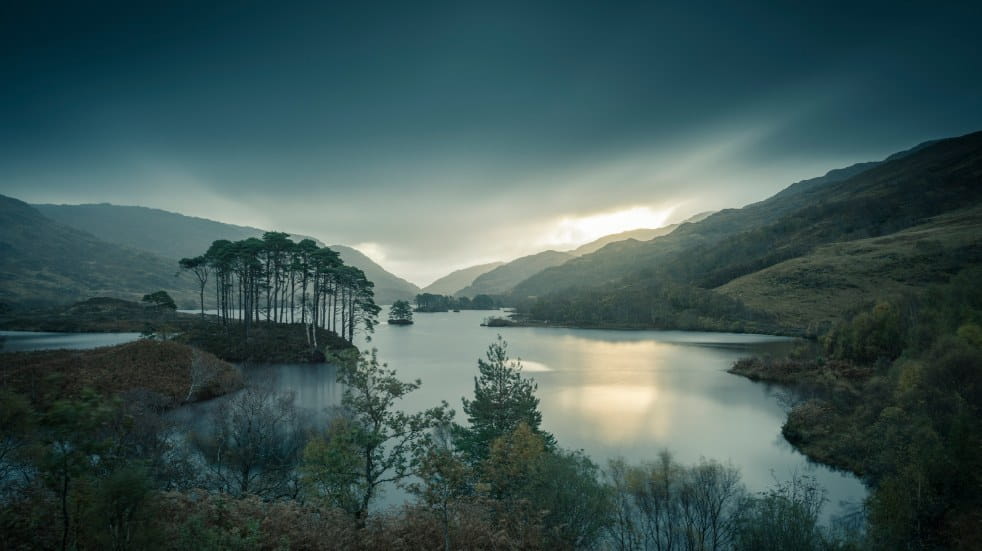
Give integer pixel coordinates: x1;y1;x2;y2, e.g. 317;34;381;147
36;390;118;551
0;389;34;489
305;350;452;524
82;465;158;550
734;473;836;551
408;426;472;551
471;294;495;310
481;423;610;549
300;418;363;514
141;290;177;310
389;300;414;323
455;336;554;463
178;256;210;318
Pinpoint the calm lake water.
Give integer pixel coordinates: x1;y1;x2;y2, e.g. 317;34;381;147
0;330;142;352
3;310;867;519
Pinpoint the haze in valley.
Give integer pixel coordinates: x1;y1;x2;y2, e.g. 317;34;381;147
2;1;981;285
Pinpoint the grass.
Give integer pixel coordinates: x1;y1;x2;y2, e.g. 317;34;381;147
717;205;982;335
0;340;241;408
0;296;201;332
175;320;356;363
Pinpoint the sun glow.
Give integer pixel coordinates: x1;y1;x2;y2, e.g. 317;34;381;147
543;206;675;248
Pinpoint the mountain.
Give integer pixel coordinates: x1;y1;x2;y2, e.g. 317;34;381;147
421;262;505;296
716;204;982;332
33;202;418;305
456;250;574;297
569;211;716;256
329;245;420;304
514;131;982;334
418;213;716;298
33;203;323;260
0;195;198;307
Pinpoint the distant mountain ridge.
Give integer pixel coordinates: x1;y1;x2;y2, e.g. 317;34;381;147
568;211;715;256
427;212;715;297
421;262;504;296
33;203;324;260
33;202;419;305
456;250;574;297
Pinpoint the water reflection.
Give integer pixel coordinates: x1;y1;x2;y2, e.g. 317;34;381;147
554;384;663;442
362;309;865;520
242;363;342;416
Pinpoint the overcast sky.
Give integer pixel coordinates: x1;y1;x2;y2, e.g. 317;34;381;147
2;1;981;286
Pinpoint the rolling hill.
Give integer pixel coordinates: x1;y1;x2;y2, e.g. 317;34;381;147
568;211;715;256
0;195;199;307
456;250;574;297
33;202;419;305
33;203;322;260
716;204;982;333
427;214;721;299
513;131;982;334
422;213;715;298
421;262;505;296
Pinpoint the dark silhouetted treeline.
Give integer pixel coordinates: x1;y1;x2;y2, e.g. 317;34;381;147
181;232;380;344
414;292;498;312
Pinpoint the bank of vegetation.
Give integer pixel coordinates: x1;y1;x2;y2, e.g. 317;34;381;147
413;292;499;312
730;268;982;549
0;297;195;333
0;340;241;408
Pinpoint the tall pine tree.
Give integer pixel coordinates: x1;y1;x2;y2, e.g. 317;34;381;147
455;336;554;463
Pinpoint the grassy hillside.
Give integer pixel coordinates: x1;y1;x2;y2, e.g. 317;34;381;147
511;138;947;299
717;206;982;334
34;202;324;260
0;340;241;407
422;261;504;296
569;211;715;256
0;195;199;308
0;297;199;332
514;131;982;333
29;202;420;305
457;250;574;297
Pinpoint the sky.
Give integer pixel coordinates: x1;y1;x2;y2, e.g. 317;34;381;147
2;1;981;286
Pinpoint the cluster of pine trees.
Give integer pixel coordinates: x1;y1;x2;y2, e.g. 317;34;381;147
179;232;380;344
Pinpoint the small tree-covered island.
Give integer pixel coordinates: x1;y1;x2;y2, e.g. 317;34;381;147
175;234;379;362
2;4;982;549
388;300;414;325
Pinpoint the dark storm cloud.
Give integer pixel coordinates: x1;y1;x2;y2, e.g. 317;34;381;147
2;1;981;284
